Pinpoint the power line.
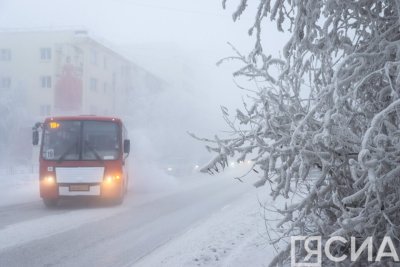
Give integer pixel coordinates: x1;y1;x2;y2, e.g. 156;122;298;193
118;0;227;19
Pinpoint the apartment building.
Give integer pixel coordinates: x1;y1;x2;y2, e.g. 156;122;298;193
0;29;146;119
0;28;166;164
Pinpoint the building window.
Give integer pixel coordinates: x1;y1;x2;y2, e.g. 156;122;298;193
90;78;97;91
90;105;97;114
121;65;125;76
103;82;108;93
0;76;11;88
90;49;97;65
40;105;51;116
40;76;52;88
0;49;11;61
40;48;52;60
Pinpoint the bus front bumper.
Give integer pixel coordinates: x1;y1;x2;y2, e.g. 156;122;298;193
40;181;123;200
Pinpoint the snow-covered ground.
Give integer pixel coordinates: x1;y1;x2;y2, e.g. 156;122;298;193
133;162;286;267
135;187;276;267
0;167;39;207
0;163;277;267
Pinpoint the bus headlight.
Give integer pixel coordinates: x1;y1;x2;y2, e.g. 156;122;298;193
104;174;121;184
105;176;113;184
43;175;55;185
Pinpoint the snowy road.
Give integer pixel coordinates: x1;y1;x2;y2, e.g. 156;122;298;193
0;172;255;267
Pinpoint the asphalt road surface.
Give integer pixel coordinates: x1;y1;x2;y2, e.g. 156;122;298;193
0;175;253;267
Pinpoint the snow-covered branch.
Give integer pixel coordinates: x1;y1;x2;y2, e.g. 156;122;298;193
196;0;400;265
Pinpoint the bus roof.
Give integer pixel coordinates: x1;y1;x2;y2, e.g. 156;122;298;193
43;115;123;124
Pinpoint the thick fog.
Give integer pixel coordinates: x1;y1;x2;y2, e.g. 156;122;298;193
0;0;287;173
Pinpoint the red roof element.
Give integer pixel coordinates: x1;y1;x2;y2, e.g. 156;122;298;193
54;63;83;112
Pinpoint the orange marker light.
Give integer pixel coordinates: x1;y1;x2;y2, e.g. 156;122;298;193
49;122;60;129
103;174;121;184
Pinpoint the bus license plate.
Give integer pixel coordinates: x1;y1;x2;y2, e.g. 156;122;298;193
69;184;90;191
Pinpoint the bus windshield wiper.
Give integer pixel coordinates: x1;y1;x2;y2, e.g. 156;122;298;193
57;142;78;163
84;140;104;162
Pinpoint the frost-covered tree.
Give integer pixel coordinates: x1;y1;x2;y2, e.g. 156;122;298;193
194;0;400;265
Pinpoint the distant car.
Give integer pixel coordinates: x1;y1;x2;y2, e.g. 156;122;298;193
158;157;201;176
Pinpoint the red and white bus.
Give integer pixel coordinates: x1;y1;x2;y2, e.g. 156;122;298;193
32;116;130;207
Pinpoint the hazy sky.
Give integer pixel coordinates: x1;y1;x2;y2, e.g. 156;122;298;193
0;0;287;56
0;0;290;111
0;0;288;163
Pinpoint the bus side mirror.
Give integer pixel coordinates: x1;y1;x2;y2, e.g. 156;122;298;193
123;139;130;154
32;122;42;146
32;130;39;146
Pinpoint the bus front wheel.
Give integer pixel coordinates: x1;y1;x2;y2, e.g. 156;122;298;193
43;198;58;208
112;194;124;205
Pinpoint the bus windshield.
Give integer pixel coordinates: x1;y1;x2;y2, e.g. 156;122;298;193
42;120;120;161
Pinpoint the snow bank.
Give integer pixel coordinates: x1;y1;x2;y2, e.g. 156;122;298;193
0;170;39;207
134;187;277;267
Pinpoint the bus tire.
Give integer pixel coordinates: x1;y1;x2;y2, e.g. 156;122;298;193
125;175;129;193
43;198;58;208
111;190;125;205
113;195;124;205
